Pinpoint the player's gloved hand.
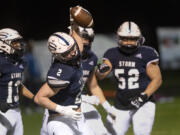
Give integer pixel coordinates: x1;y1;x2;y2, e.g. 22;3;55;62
97;63;110;74
0;102;11;113
81;95;100;106
130;93;148;109
102;101;116;119
55;105;82;121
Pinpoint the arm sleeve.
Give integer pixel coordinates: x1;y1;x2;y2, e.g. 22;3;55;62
143;46;159;66
103;49;114;64
0;58;5;76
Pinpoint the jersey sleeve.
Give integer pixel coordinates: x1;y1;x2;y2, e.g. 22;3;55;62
20;57;28;71
94;55;98;66
103;48;114;64
0;57;6;74
0;63;2;76
142;46;159;66
46;64;73;89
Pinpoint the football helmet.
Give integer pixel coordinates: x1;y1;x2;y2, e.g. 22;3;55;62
117;21;145;54
69;25;94;59
48;32;80;65
0;28;24;59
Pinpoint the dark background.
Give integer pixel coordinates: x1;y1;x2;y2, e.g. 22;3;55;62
1;0;179;50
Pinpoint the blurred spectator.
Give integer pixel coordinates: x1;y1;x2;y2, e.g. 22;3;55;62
22;40;43;114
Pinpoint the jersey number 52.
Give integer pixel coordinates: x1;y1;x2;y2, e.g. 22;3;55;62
115;69;139;90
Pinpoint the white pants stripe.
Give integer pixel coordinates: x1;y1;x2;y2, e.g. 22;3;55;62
0;108;23;135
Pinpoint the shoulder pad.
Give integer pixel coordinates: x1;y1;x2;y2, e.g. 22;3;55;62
140;46;159;65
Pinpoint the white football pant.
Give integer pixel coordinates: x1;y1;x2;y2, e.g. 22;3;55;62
40;109;49;135
0;108;23;135
47;113;95;135
81;102;111;135
106;102;155;135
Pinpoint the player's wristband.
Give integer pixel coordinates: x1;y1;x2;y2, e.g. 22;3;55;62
32;96;35;102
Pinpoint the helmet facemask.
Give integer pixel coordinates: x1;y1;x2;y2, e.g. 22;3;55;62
118;36;141;54
54;42;80;63
0;37;24;60
74;26;94;59
0;28;24;60
10;38;25;59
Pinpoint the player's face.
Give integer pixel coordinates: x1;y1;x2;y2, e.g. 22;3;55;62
11;41;22;50
82;38;90;46
65;45;78;59
121;38;138;46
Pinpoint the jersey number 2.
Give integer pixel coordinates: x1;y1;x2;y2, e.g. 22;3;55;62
115;69;139;89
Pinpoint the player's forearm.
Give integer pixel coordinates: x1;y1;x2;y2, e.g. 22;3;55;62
20;84;34;100
91;87;113;114
95;71;108;80
90;86;106;104
34;95;57;111
144;78;162;97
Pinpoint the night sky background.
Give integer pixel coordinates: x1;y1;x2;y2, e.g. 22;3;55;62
1;0;179;50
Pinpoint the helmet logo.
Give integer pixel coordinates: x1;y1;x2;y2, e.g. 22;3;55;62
48;42;57;52
0;33;8;39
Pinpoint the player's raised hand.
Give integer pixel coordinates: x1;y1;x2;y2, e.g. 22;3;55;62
55;105;82;121
81;95;100;106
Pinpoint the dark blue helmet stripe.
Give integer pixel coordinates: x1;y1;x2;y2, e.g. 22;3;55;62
128;21;131;33
53;34;69;46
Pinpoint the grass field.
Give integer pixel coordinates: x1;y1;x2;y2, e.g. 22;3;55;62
22;97;180;135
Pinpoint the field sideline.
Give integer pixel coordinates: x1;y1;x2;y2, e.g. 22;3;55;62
22;97;180;135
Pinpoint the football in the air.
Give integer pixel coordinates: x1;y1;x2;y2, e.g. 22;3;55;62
70;5;94;28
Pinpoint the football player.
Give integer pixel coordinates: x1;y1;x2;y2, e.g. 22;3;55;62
96;21;162;135
0;28;35;135
72;25;115;135
40;26;114;135
34;32;94;135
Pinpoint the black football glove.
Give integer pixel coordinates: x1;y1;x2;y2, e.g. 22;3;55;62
130;93;148;109
0;102;11;113
97;63;110;74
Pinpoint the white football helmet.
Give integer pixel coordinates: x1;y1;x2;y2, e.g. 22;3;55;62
117;21;145;54
117;21;141;37
48;32;79;62
0;28;23;55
